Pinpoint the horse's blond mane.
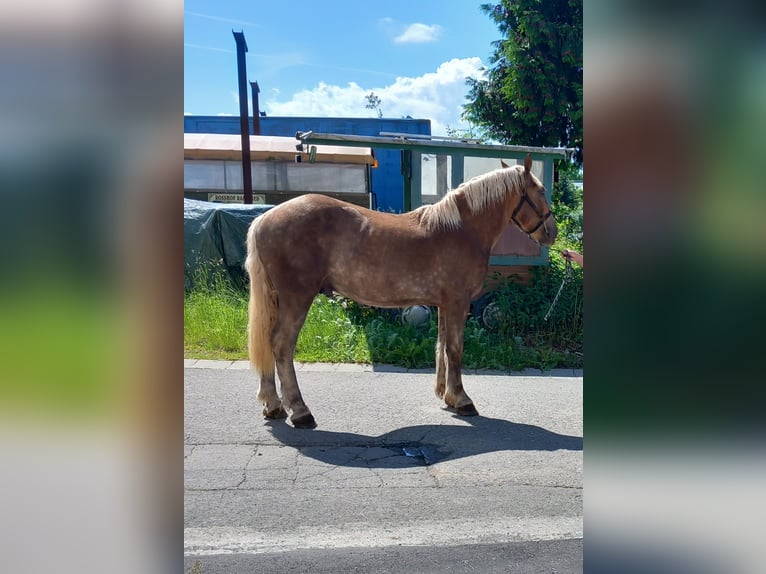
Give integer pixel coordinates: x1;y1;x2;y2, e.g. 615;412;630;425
415;165;526;232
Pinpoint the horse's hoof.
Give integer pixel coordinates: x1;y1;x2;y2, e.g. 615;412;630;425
263;405;288;419
291;412;317;429
455;403;479;416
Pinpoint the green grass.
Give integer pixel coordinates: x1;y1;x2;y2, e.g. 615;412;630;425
183;272;372;363
294;297;371;363
184;271;583;370
183;271;250;360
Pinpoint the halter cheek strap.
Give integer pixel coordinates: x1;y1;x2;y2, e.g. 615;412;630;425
511;190;553;236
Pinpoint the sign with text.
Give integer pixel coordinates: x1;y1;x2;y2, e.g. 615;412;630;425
207;193;266;204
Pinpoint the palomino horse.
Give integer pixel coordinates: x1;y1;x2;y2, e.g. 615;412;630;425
245;154;557;428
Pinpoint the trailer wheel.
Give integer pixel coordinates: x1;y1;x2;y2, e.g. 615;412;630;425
471;294;506;331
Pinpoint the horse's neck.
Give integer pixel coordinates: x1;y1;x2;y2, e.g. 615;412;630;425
458;192;514;253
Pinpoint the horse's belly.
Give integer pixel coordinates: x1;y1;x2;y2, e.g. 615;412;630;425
328;266;464;308
334;286;432;309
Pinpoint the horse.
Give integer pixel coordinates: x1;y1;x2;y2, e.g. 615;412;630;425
245;154;557;428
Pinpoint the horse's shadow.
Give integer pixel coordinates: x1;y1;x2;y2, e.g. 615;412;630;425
265;414;582;468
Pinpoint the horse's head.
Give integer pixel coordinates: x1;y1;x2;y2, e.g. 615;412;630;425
502;155;558;245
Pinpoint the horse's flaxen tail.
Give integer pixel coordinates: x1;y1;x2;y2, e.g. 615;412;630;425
245;217;276;379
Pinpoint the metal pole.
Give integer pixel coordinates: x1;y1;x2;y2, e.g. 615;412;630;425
232;30;252;204
401;150;412;212
250;81;261;135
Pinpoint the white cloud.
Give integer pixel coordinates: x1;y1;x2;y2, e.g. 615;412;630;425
264;57;486;136
266;81;367;117
394;23;442;44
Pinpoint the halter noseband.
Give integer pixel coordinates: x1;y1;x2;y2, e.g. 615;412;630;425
511;187;553;236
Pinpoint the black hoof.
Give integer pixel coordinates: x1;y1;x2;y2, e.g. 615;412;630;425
455;403;479;416
263;406;288;419
291;412;317;429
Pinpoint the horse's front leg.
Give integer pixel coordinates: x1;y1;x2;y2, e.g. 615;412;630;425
434;308;446;400
441;302;479;416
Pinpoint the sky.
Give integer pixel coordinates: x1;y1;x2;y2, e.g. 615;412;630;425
183;1;501;135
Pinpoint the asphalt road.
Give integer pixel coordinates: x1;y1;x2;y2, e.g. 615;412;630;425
184;361;583;573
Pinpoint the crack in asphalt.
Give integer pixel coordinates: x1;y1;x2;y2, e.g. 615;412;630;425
184;444;197;459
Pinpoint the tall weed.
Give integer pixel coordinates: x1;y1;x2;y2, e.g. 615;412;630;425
184;267;249;360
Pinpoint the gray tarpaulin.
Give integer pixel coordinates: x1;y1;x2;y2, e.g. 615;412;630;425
184;198;272;288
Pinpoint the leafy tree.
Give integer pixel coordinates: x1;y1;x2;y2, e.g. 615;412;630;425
463;0;582;164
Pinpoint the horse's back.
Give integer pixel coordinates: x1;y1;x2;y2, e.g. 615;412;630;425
252;195;368;286
258;194;419;241
257;194;368;241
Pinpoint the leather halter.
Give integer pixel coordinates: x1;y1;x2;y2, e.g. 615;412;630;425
511;187;552;236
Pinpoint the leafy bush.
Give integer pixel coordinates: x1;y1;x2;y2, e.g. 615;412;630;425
551;160;583;248
478;261;583;361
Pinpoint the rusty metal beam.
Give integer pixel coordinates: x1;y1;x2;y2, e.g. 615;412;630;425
232;30;252;204
250;81;261;136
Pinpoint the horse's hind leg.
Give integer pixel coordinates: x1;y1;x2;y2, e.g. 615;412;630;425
258;373;287;419
273;294;317;429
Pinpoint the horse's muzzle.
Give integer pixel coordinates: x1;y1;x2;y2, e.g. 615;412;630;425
534;214;558;246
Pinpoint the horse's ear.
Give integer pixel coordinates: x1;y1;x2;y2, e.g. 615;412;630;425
500;159;511;169
524;154;532;174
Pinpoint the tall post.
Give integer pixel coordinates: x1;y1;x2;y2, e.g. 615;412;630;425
401;150;412;212
232;30;253;204
436;155;448;197
250;81;261;135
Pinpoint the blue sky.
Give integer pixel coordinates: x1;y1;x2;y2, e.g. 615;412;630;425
184;1;501;134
